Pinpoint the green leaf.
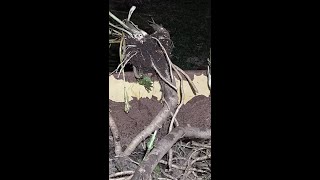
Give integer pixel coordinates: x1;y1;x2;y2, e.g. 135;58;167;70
137;75;153;93
153;165;161;175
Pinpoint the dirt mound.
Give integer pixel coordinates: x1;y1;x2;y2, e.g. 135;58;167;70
109;95;211;148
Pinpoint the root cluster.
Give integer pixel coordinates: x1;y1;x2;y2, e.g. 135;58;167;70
109;7;211;179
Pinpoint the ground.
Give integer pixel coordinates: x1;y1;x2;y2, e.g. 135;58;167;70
109;95;211;148
109;95;211;178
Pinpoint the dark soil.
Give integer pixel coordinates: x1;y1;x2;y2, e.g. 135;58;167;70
109;95;211;150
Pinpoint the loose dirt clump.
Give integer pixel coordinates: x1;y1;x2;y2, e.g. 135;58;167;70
109;96;163;147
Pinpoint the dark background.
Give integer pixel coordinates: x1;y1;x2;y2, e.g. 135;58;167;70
2;0;318;179
109;0;214;71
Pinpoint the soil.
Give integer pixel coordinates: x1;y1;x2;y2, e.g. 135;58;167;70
109;94;211;149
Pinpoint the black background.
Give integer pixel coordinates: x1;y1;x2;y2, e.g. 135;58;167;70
2;0;318;179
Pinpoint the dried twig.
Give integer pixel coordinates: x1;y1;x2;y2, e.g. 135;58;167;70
109;51;138;77
182;148;206;180
160;169;178;180
109;111;122;156
190;154;211;165
159;160;207;173
109;22;133;37
109;11;132;34
131;127;211;179
109;175;133;180
191;141;211;149
109;171;134;178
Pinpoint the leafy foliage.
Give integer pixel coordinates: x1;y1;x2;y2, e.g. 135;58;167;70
137;75;153;92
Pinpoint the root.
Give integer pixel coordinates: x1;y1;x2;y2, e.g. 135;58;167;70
131;126;211;180
109;111;123;156
151;36;174;82
109;10;211;179
121;51;179;157
121;81;178;157
168;66;184;170
109;51;138;77
151;61;177;92
172;64;198;95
